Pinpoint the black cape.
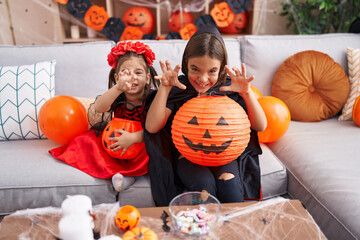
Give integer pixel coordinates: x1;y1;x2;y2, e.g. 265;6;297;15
144;75;262;206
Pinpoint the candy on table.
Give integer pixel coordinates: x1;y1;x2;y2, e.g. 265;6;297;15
175;206;215;235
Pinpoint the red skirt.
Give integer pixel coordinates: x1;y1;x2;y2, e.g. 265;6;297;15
49;129;148;178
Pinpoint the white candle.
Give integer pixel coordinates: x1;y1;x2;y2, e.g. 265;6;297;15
58;214;94;240
70;25;80;39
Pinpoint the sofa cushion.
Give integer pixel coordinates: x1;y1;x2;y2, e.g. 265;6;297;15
240;34;360;97
0;60;56;140
272;50;349;122
339;48;360;121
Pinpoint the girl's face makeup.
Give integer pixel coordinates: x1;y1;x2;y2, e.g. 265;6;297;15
115;56;150;96
187;55;221;94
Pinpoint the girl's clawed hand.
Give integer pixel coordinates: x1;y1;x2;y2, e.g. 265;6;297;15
108;129;135;156
220;63;254;94
155;60;186;90
115;69;134;92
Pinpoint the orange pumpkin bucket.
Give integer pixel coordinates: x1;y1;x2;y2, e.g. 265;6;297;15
115;205;140;232
102;118;145;159
171;95;250;166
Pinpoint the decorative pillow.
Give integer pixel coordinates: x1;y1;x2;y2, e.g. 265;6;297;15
0;60;56;140
272;50;349;122
338;48;360;121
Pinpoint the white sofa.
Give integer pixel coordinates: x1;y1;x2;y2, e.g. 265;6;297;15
0;34;359;240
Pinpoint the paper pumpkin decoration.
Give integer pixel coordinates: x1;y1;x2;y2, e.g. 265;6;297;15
122;7;155;35
168;10;194;32
84;5;109;31
102;118;145;159
257;96;291;143
115;205;140;232
210;2;234;28
120;26;144;41
172;96;250;166
219;11;248;34
103;17;126;42
352;96;360;127
122;227;158;240
226;0;251;14
195;14;217;29
67;0;92;18
38;95;88;145
179;23;198;40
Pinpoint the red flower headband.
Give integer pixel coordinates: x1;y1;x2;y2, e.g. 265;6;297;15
107;41;155;69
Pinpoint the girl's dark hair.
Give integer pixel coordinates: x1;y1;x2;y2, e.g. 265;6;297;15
108;51;159;100
181;33;228;86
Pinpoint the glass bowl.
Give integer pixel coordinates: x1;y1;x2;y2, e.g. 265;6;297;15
169;191;221;237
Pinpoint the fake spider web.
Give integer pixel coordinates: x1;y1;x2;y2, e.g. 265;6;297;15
0;197;326;239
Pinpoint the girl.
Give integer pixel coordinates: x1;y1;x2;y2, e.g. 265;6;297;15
50;41;158;192
145;25;267;205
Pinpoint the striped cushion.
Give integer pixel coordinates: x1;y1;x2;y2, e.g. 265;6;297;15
0;60;56;140
339;48;360;121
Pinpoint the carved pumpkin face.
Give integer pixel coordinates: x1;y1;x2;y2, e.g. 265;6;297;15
120;26;144;41
179;23;198;40
115;205;140;232
210;2;234;28
219;11;248;34
102;118;145;159
226;0;251;14
102;17;126;42
172;96;251;166
122;7;155;35
66;0;92;18
84;5;109;31
168;10;194;32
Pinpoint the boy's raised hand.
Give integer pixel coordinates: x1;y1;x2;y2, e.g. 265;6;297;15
155;60;186;90
115;69;134;92
220;63;254;94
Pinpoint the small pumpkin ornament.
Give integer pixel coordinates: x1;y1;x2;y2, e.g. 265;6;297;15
120;26;144;41
168;10;194;32
103;17;126;42
172;95;251;166
67;0;92;18
84;5;109;31
122;7;155;35
210;2;234;28
122;227;158;240
179;23;198;40
102;118;145;159
226;0;251;14
352;95;360;127
115;205;141;232
219;11;248;34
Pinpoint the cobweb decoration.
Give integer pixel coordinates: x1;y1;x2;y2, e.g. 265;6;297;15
0;197;326;239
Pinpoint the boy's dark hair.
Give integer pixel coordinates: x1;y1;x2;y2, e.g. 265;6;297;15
181;31;228;86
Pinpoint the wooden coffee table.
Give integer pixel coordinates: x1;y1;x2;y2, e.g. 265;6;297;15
0;198;326;239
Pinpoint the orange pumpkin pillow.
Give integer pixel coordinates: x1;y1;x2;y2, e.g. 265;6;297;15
272;50;349;122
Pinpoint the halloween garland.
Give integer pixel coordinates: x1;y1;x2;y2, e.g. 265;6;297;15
56;0;251;41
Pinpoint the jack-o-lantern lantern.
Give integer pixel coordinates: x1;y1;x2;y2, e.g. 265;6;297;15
120;26;144;41
219;11;248;34
67;0;92;18
103;17;126;42
210;2;235;28
115;205;140;232
226;0;251;14
122;227;158;240
172;96;251;166
179;23;198;40
102;118;145;159
168;10;194;32
122;7;155;35
84;5;109;31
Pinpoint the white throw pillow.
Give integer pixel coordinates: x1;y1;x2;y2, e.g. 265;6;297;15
0;60;56;140
338;48;360;121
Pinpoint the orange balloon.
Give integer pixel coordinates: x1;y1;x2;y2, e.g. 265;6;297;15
38;95;88;145
258;96;291;143
352;95;360;127
250;85;262;99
